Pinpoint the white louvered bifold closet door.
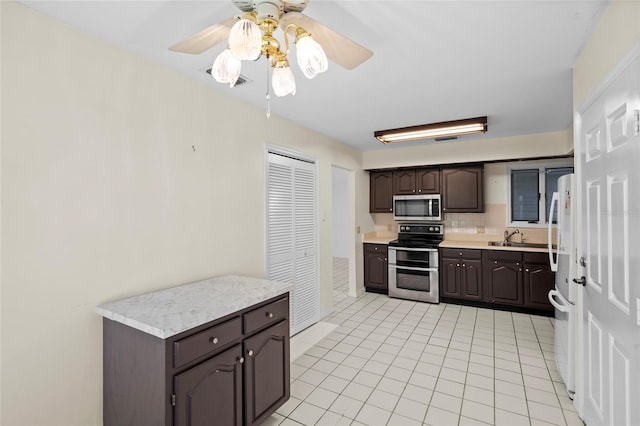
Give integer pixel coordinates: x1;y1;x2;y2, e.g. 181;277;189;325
267;152;318;336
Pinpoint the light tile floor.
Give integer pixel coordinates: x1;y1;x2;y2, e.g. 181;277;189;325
267;258;583;426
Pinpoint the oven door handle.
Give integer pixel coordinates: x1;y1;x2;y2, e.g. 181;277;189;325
389;264;438;272
389;247;438;252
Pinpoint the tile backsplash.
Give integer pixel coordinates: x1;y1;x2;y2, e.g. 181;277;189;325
372;203;555;244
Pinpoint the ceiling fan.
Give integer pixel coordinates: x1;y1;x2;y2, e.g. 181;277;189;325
169;0;373;97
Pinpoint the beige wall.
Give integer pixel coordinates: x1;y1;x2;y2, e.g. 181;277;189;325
363;129;572;170
0;3;371;424
573;0;640;110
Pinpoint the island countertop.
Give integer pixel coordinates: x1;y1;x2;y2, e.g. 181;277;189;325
95;275;293;339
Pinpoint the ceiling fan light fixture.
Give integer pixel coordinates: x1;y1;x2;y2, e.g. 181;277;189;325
295;33;328;79
211;48;242;87
375;117;488;143
271;53;296;97
228;17;262;60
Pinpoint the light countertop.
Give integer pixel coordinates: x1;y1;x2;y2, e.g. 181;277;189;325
95;275;293;339
362;231;397;244
440;239;550;253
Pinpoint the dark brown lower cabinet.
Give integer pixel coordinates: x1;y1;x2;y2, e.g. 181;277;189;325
364;244;388;293
103;294;290;426
484;250;524;305
244;320;290;426
523;252;555;311
440;248;483;301
174;345;243;426
441;248;554;313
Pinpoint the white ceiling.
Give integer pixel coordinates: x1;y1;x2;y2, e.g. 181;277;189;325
17;0;608;152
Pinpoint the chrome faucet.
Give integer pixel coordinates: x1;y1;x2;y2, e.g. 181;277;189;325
504;229;520;244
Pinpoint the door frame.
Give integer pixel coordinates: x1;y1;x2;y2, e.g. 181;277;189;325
573;41;640;418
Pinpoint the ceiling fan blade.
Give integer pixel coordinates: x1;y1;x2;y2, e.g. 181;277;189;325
282;13;373;70
169;17;237;54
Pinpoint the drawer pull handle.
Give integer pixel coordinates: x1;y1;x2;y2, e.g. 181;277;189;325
210;337;219;344
238;357;244;364
266;312;274;318
248;350;254;357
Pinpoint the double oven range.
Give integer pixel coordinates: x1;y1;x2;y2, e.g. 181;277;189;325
388;223;443;304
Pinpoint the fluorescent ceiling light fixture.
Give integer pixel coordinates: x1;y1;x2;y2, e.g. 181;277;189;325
375;116;488;143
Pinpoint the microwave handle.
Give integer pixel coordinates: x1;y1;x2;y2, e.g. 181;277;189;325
432;199;439;216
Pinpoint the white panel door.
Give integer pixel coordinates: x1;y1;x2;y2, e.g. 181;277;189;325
266;152;319;336
576;52;640;426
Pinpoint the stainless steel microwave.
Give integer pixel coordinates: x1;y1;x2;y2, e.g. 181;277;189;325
393;194;442;221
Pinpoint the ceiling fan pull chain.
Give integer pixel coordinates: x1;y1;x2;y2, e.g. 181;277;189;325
266;57;271;119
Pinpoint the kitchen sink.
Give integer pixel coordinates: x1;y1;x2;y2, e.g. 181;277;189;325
488;241;555;249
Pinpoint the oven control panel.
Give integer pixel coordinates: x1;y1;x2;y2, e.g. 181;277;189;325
398;223;443;235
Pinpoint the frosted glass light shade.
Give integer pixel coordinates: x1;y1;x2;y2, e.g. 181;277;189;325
295;36;328;79
228;19;262;60
211;48;241;87
272;65;296;97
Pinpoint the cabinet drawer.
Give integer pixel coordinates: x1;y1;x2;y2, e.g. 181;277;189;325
523;252;549;264
243;296;289;335
440;248;482;259
485;250;522;262
174;317;242;368
364;243;388;254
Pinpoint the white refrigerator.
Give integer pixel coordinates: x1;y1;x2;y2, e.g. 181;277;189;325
547;173;576;398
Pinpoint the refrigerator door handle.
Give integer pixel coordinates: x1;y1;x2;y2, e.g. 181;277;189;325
548;191;559;272
548;289;570;312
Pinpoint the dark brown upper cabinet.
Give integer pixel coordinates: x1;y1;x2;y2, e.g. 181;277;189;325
369;171;394;213
393;168;441;195
441;166;484;213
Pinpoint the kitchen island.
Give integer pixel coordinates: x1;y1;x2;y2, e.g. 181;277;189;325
96;275;293;426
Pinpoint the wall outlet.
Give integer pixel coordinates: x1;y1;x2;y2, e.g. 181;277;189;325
476;226;485;234
387;224;392;231
357;226;361;234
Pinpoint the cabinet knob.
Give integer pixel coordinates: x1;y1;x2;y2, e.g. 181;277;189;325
519;268;522;272
238;357;245;364
266;312;274;318
389;208;392;211
525;269;529;272
210;337;219;344
459;252;463;256
494;260;498;264
248;350;254;357
462;264;466;267
418;190;422;193
457;263;460;267
374;247;378;250
516;262;520;266
384;258;387;261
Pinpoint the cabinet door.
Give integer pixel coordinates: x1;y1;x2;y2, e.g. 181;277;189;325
442;167;484;213
174;345;243;426
524;262;555;310
440;257;460;298
370;171;394;213
415;168;440;194
393;170;416;195
485;261;523;305
364;248;388;291
244;320;290;426
461;259;483;300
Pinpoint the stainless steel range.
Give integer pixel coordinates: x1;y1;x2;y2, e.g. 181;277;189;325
388;223;443;303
